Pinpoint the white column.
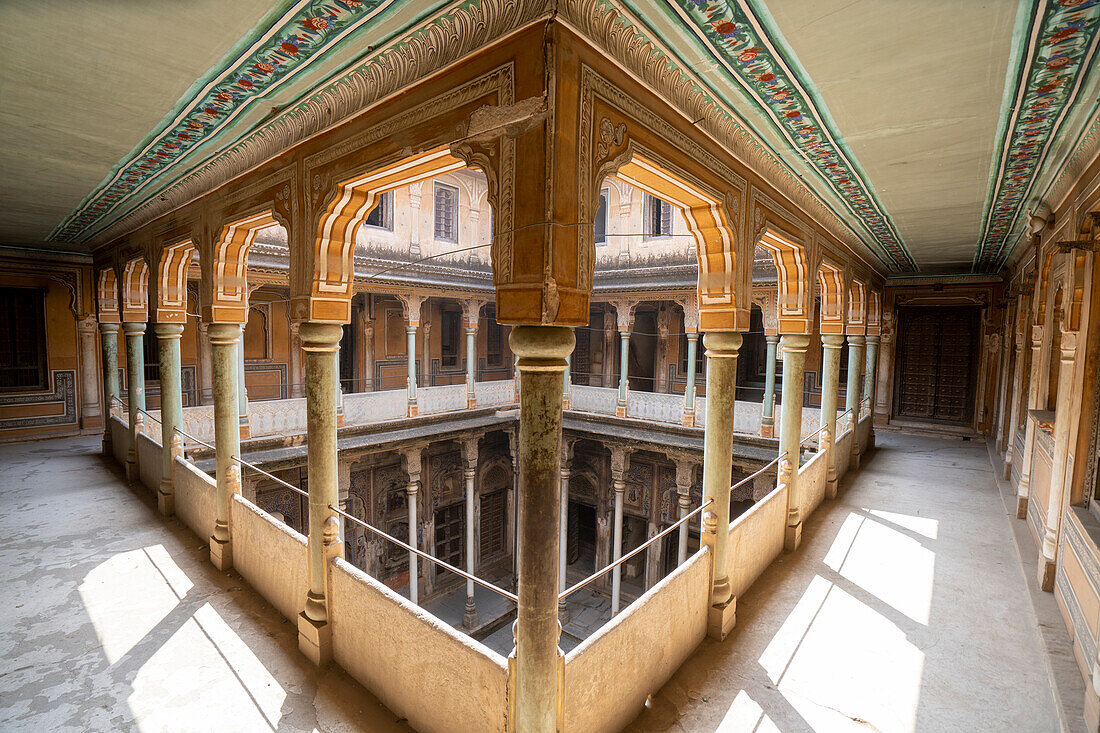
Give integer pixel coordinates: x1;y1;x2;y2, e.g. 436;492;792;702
288;321;304;398
236;334;249;438
674;459;694;565
403;447;423;605
1038;330;1079;591
198;321;214;405
610;444;629;615
558;440;573;622
78;316;102;427
462;436;480;629
779;334;811;552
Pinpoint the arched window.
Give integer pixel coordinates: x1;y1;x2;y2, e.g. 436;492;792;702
243;306;269;360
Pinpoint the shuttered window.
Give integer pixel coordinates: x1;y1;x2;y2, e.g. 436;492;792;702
434;183;458;242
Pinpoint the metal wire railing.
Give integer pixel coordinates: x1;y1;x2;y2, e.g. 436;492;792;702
173;424;518;604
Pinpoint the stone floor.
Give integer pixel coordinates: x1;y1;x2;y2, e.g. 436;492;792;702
627;431;1065;733
0;435;408;732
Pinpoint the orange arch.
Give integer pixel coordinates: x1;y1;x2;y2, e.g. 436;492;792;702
757;227;812;335
156;240;196;324
614;152;746;331
210;212;281;323
121;258;149;323
310;148;466;323
817;261;846;335
866;291;882;336
846;279;867;335
97;269;120;324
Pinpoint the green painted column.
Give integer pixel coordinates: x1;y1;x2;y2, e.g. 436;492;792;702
863;335;880;446
236;337;249;437
617;329;630;417
562;353;571;409
511;325;573;733
819;335;845;499
298;322;343;665
682;332;698;426
122;322;146;482
406;324;418;416
99;322;119;455
700;331;741;640
208;323;242;571
845;335;866;463
760;334;780;436
154;323;184;516
466;326;478;408
779;334;810;552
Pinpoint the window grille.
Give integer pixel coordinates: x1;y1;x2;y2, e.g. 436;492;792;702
434;183;458;242
365;190;393;230
644;193;673;239
594;191;608;244
0;287;48;391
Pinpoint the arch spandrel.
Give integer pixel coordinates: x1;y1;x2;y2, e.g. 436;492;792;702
120;258;149;323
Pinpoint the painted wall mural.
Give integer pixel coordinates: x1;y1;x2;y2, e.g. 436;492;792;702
977;0;1100;272
50;0;397;243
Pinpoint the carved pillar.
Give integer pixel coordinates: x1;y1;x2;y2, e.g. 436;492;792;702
236;335;250;439
398;295;426;417
99;323;119;455
820;335;845;499
208;323;241;571
845;335;866;466
863;335;880;448
655;307;670;394
197;321;214;404
603;310;616;388
1018;324;1044;519
558;440;574;623
154;323;184;516
463;299;483;409
507;427;519;582
122;321;146;482
1038;330;1079;591
78;316;101;427
674;459;694;565
511;325;573;733
362;315;375;393
288;321;304;398
462;436;480;629
1004;331;1027;481
760;334;780;438
701;331;741;640
610;444;630;616
562;354;572;410
403;446;423;605
613;302;635;417
680;298;700;427
779;334;811;551
298;323;344;666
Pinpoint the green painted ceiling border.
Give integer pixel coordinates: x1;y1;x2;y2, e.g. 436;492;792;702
624;0;915;272
51;0;456;245
975;0;1100;272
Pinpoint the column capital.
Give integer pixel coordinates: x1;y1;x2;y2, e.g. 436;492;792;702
402;445;424;480
510;325;574;363
864;334;881;346
397;293;427;327
609;443;631;482
560;438;575;469
298;322;343;351
99;322;120;335
153;322;185;339
460;434;480;468
673;459;695;493
764;333;781;345
207;322;241;345
846;333;866;346
121;321;146;336
821;334;845;348
461;298;486;329
780;333;812;354
611;299;638;333
78;314;98;334
702;330;742;357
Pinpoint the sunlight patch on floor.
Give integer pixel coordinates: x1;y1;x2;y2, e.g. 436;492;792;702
825;512;935;625
717;690;782;732
866;508;939;540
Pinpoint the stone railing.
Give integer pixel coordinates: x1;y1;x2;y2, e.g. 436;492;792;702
250;397;307;437
343;388;406;424
626;390;683;423
571;385;620;416
419;384;467;415
474;378;515;408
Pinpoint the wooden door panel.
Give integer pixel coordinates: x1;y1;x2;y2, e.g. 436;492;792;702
894;306;978;425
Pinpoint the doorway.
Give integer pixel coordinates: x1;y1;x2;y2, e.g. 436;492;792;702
893;305;980;424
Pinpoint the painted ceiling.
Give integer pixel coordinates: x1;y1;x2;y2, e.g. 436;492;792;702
2;0;1098;277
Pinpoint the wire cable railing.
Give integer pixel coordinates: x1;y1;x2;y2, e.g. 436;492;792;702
172;424;519;604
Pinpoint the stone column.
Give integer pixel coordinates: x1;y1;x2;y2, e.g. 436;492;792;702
462;436;480;629
820;335;845;499
236;336;250;439
506;428;519;582
562;354;572;410
78;316;102;428
510;325;573;733
363;320;375;392
154;323;184;516
122;322;146;481
644;512;660;591
99;322;119;455
1038;330;1078;591
779;334;811;551
1004;332;1027;481
674;459;694;566
1017;324;1044;519
603;310;616;387
333;349;344;428
197;321;214;405
463;299;482;409
208;323;242;571
288;321;304;398
406;325;419;415
760;334;780;437
297;322;343;665
559;440;574;622
610;445;630;616
403;447;423;605
864;335;880;447
616;327;631;417
845;335;866;466
421;322;432;388
682;333;699;427
700;331;741;640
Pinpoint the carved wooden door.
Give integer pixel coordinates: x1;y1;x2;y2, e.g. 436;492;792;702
479;490;505;560
434;503;464;569
894;306;978;424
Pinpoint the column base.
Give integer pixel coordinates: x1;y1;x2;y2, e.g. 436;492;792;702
463;600;479;630
558;600;570;625
561;396;570;410
1016;496;1028;520
851;449;862;470
760;419;774;438
468;396;478;410
102;436;112;457
336;413;345;428
209;535;233;571
408;401;418;417
1037;555;1056;592
125;449;137;483
1002;457;1013;481
681;409;695;428
238;423;251;440
825;475;838;501
616;402;627;418
157;478;175;516
298;612;333;666
707;596;736;641
784;521;802;552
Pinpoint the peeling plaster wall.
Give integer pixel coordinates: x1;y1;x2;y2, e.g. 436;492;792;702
230;494;308;623
563;548;711;733
328;558;508;733
174;456;216;543
728;484;787;598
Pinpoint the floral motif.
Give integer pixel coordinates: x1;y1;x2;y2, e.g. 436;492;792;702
976;0;1100;271
675;0;915;271
52;0;383;242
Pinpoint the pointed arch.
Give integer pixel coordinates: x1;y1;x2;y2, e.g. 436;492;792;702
756;226;812;335
866;290;882;336
209;211;281;323
120;258;149;323
155;239;196;324
846;279;867;335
